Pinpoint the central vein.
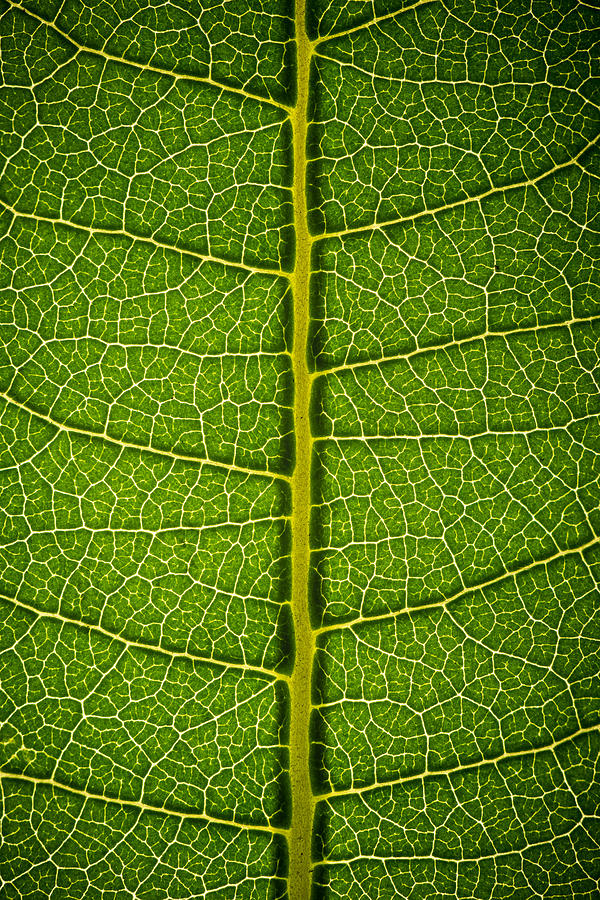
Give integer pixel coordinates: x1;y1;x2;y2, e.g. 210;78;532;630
289;2;315;897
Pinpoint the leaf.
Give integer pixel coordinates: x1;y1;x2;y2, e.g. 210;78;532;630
0;0;599;898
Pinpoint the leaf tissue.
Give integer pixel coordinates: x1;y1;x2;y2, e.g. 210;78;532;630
0;0;599;897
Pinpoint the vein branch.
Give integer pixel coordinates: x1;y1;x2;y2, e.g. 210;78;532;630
311;0;435;46
0;391;292;483
6;0;293;113
0;769;289;834
0;201;290;281
0;590;289;681
313;314;600;378
315;131;600;241
315;535;600;635
316;723;600;801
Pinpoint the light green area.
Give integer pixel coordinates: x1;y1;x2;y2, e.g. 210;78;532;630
288;4;314;899
0;0;599;898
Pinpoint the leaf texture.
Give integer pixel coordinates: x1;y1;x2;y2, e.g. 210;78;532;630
0;0;599;898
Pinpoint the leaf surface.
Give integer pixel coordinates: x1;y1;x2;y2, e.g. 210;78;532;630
0;0;599;897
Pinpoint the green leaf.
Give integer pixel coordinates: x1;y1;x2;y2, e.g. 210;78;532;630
0;0;599;898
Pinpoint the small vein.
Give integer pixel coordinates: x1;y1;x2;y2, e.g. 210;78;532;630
0;202;290;281
316;820;591;866
316;723;600;800
315;535;600;635
0;590;289;682
314;131;600;241
6;0;293;114
312;417;600;442
313;53;600;110
0;391;292;483
0;769;289;835
0;520;291;539
313;314;600;378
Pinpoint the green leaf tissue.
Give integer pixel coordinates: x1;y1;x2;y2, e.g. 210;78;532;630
0;0;599;897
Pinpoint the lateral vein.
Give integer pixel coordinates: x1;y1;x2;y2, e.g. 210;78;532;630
311;0;435;46
0;770;289;834
315;535;600;634
0;391;292;483
0;201;291;281
6;0;293;113
314;131;600;241
316;723;600;801
313;314;600;378
0;590;288;681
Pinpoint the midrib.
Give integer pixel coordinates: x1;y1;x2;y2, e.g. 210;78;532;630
289;1;315;897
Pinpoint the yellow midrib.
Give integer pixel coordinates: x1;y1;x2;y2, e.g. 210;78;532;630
289;0;316;897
